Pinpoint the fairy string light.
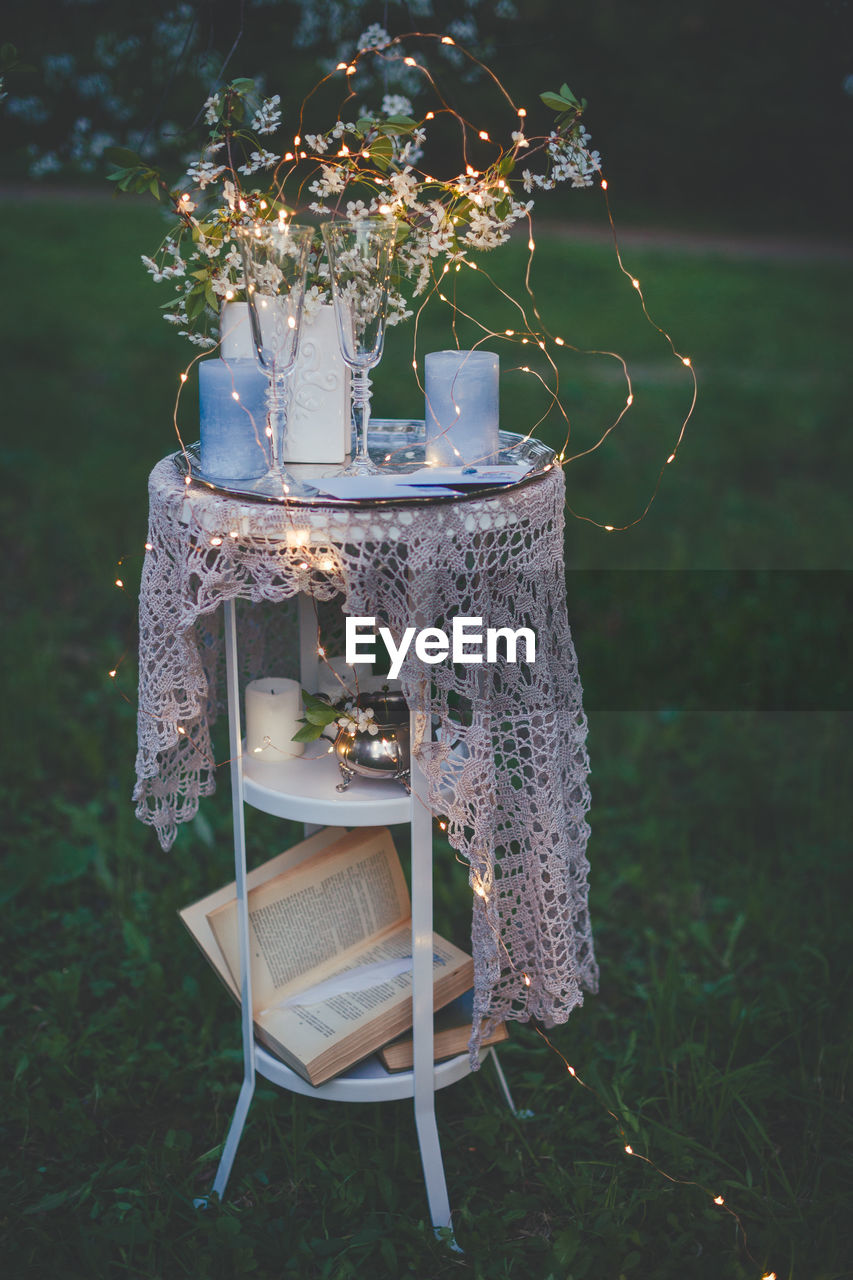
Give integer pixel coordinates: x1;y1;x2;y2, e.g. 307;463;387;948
118;28;694;531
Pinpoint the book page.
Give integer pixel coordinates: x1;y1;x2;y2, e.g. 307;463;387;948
179;826;345;1000
207;826;410;1012
258;924;469;1067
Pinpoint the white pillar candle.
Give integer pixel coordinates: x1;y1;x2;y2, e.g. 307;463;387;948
285;306;350;464
221;301;349;463
424;349;500;465
244;677;305;761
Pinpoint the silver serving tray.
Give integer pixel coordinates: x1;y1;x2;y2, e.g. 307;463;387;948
172;419;556;507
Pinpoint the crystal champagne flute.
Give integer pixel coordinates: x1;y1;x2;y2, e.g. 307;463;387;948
236;220;314;496
321;218;396;476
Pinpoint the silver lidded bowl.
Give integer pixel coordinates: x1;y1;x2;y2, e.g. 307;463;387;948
332;690;410;792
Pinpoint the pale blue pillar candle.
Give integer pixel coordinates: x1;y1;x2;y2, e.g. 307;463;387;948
424;349;500;465
199;358;270;480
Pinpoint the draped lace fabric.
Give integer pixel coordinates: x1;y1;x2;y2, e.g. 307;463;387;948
135;458;598;1055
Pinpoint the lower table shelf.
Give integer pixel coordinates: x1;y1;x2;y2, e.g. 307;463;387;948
255;1042;487;1102
242;738;413;826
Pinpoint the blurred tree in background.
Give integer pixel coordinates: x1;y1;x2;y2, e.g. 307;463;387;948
2;0;851;231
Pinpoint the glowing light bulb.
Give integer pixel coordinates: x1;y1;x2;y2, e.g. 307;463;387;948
284;152;293;161
317;646;326;657
605;525;615;532
293;135;301;146
346;65;356;75
521;365;530;372
336;61;347;70
627;393;634;406
210;536;222;547
505;329;515;335
632;278;640;289
287;315;296;328
713;1196;724;1206
180;372;188;383
224;290;234;301
682;356;692;366
528;238;535;251
378;204;392;214
667;453;676;464
403;56;416;66
184;475;191;486
108;669;117;679
425;111;434;120
523;973;531;986
441;35;455;44
625;1145;633;1155
600;178;608;190
144;542;153;551
555;336;564;346
259;200;267;211
177;726;186;735
517;108;527;117
412;359;417;369
115;578;124;588
478;130;490;141
231;391;239;401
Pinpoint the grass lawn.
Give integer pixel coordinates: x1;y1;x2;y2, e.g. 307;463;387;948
1;197;851;1279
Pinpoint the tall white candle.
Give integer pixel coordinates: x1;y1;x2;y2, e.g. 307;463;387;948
244;677;305;761
220;301;349;463
424;349;500;465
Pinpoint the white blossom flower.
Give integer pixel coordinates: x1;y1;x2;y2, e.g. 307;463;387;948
511;131;530;149
237;148;280;175
251;94;282;135
381;93;413;117
309;163;346;196
185;160;226;188
203;93;220;125
358;23;390;51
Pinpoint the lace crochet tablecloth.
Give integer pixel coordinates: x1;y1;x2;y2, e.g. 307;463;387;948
135;456;598;1053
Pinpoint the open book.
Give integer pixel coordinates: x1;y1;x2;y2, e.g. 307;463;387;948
180;826;473;1086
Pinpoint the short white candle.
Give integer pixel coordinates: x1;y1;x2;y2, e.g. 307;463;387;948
425;349;500;465
244;677;305;761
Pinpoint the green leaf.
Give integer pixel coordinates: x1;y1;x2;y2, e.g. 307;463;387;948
559;83;579;105
148;177;161;201
304;704;340;726
369;135;393;171
385;115;417;128
204;281;218;310
291;722;326;743
540;91;571;111
301;690;336;715
185;290;207;322
229;77;255;94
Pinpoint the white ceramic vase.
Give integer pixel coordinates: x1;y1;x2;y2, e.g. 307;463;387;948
219;301;349;463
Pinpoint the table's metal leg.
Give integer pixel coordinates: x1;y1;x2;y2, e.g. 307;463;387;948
410;698;455;1239
207;598;256;1203
488;1046;518;1116
298;593;324;839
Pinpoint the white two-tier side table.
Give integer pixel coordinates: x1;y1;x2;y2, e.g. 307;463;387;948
134;432;596;1237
